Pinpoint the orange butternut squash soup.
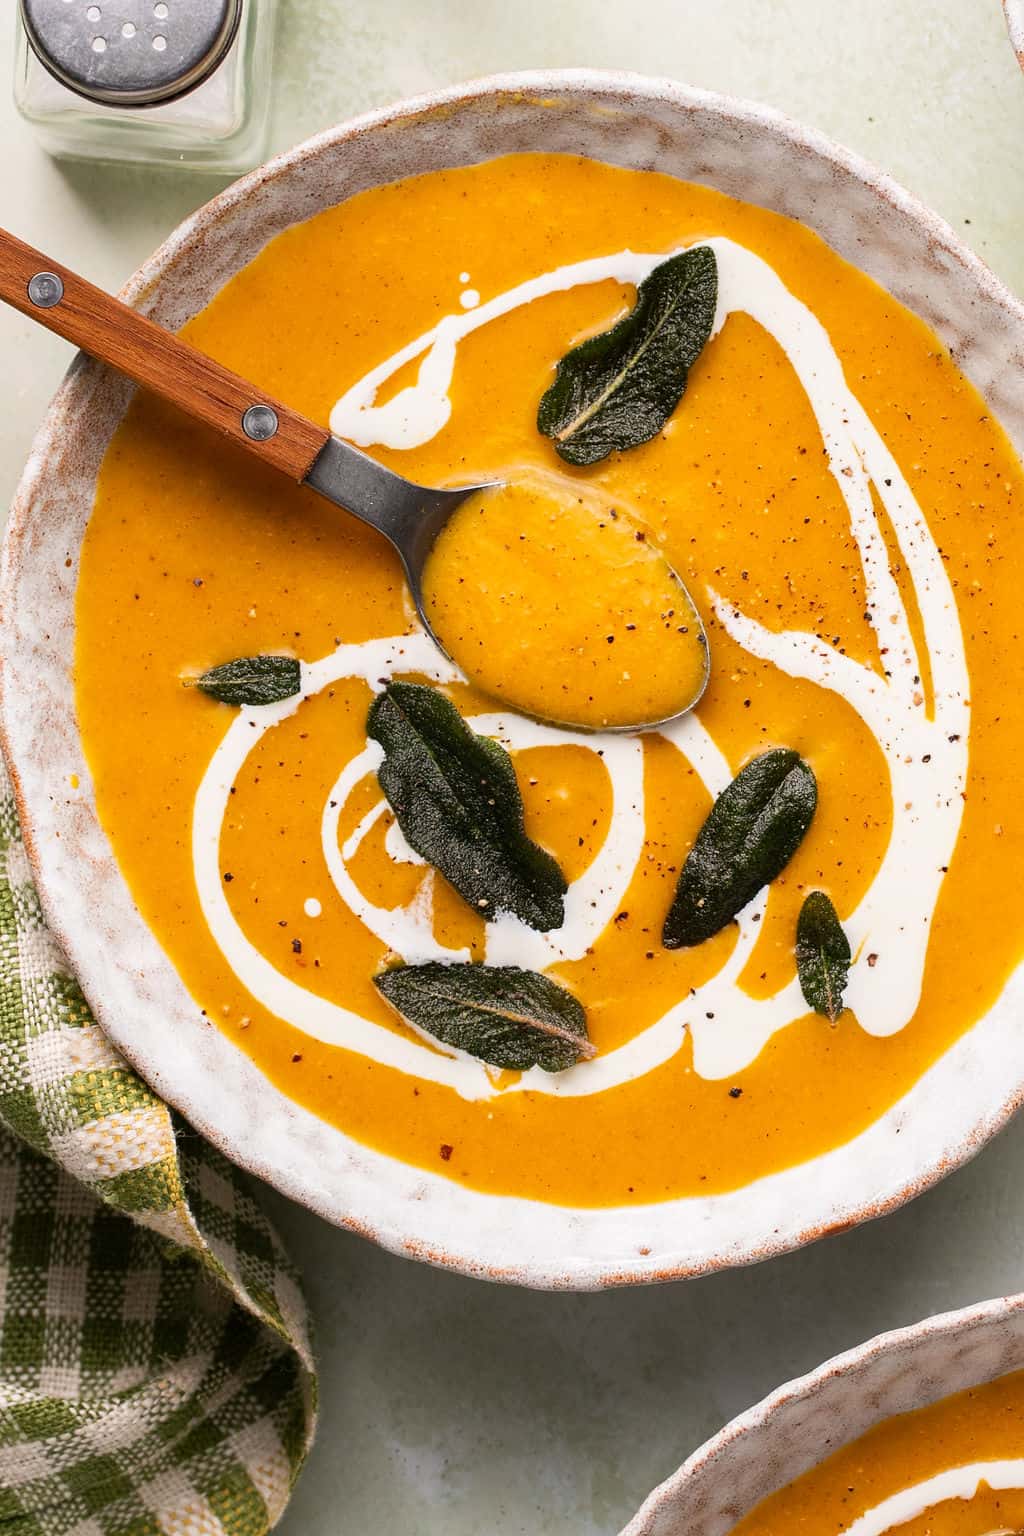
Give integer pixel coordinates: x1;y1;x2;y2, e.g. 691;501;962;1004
733;1368;1024;1536
75;154;1024;1206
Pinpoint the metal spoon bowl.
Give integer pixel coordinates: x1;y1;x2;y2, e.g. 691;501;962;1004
306;442;711;732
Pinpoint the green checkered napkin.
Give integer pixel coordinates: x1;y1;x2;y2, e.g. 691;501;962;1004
0;752;317;1535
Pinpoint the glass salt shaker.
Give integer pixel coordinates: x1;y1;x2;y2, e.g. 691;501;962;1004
14;0;275;172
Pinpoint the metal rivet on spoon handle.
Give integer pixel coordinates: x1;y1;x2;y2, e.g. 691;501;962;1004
242;404;279;441
28;271;64;308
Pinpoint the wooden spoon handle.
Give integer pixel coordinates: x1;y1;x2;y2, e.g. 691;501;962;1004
0;226;329;481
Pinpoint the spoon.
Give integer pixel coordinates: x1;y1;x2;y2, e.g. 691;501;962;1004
0;227;710;730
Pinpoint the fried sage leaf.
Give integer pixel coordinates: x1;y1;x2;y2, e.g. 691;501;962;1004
796;891;851;1024
537;246;718;466
375;961;594;1073
193;654;301;707
663;748;817;948
367;681;567;931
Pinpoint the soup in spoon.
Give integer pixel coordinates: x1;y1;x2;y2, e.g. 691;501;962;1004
420;470;708;729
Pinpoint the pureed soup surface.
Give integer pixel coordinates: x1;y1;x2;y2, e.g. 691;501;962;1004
75;154;1024;1207
733;1367;1024;1536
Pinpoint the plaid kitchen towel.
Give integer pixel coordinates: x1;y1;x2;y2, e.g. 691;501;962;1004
0;751;317;1535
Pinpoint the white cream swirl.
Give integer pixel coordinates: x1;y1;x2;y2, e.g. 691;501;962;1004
192;237;970;1100
841;1461;1024;1536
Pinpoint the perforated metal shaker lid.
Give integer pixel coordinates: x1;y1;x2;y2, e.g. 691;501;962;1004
20;0;243;108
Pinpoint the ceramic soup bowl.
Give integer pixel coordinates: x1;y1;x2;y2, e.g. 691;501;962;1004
4;71;1024;1288
1005;1;1024;69
621;1292;1024;1534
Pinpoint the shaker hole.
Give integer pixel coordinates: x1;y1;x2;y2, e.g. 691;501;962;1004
86;5;101;18
122;20;137;36
152;34;167;50
154;3;169;17
91;36;107;51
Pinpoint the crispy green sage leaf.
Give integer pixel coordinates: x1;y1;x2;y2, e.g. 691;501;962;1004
537;246;718;466
367;681;567;931
375;961;594;1073
192;654;301;707
663;747;817;948
796;891;851;1024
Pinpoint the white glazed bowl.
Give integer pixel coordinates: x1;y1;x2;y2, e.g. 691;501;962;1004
621;1292;1024;1534
1005;1;1024;68
4;71;1024;1289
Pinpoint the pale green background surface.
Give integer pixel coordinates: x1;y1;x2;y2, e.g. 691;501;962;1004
2;2;1024;1531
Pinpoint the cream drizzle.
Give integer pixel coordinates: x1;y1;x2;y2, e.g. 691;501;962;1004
192;236;970;1100
841;1461;1024;1536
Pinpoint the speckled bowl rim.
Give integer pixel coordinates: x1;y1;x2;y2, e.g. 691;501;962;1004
1005;0;1024;69
5;69;1024;1289
621;1291;1024;1534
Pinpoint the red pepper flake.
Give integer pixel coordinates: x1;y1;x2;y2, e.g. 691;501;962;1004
291;1053;303;1064
439;1144;453;1162
867;953;879;968
292;938;302;954
223;872;234;883
729;1086;743;1099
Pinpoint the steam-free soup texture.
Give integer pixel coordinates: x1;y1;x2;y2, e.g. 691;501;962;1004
75;154;1024;1206
733;1366;1024;1536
